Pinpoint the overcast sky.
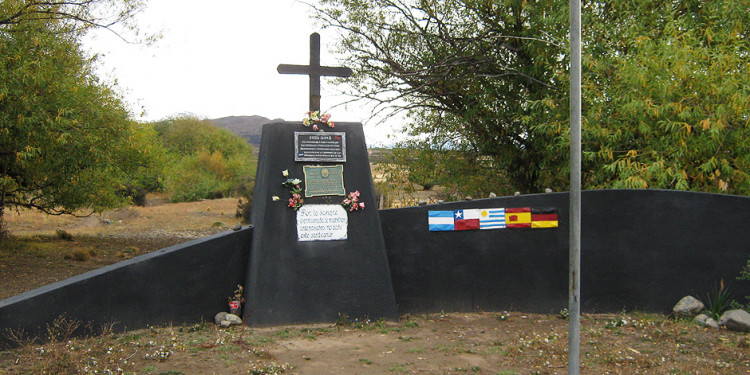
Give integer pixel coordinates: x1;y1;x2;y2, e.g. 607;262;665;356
84;0;400;146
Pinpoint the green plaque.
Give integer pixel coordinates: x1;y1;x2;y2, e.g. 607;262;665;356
303;165;346;197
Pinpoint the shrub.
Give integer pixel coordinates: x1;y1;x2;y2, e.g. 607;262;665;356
704;279;734;320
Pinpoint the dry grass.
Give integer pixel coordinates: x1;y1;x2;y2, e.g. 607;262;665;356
1;311;749;374
0;196;241;299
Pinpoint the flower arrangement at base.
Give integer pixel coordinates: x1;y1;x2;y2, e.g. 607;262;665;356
281;169;304;210
303;111;334;131
228;284;245;315
341;190;365;212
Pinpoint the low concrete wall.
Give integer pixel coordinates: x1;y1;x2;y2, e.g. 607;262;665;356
0;227;252;347
381;190;750;314
2;190;748;348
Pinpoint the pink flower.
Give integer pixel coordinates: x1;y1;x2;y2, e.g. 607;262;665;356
288;199;295;207
359;202;365;208
293;193;300;199
329;122;334;128
343;198;351;205
312;124;318;131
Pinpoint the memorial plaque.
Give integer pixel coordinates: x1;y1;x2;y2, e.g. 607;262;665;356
303;165;345;197
295;132;346;162
296;204;348;241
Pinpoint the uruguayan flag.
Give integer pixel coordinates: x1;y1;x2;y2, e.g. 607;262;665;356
479;208;506;229
428;211;454;231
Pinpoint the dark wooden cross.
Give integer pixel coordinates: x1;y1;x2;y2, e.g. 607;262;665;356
277;32;353;112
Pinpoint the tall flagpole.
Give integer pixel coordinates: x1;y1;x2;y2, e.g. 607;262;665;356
568;0;582;374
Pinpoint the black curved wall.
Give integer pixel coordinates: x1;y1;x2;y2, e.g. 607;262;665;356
2;190;748;348
0;228;252;347
380;190;750;314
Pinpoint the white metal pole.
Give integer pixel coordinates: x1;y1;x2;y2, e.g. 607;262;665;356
569;0;582;374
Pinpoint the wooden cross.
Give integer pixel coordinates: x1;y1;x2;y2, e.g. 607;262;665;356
277;32;353;112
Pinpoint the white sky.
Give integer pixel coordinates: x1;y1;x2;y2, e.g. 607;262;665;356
84;0;402;146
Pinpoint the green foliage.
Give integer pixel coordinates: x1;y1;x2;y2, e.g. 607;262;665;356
735;258;750;311
154;116;256;202
315;0;750;195
383;138;513;203
235;179;255;224
579;1;750;194
704;280;734;320
0;4;161;232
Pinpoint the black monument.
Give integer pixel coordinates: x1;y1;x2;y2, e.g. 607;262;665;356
243;34;398;325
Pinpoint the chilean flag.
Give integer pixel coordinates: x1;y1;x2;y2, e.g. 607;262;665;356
453;209;480;230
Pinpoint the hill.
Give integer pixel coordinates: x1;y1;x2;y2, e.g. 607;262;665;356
210;115;283;149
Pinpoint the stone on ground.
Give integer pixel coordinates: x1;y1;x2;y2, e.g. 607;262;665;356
672;296;704;317
718;309;750;332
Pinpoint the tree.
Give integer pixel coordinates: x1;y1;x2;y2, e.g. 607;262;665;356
153;116;256;202
577;1;750;193
0;0;146;38
0;0;158;234
314;0;750;195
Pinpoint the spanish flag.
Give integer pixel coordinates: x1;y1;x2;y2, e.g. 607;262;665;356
505;207;531;228
531;208;559;228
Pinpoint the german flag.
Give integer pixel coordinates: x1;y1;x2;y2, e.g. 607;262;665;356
505;207;531;228
531;208;559;228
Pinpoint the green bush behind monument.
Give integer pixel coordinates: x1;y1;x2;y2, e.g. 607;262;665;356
152;116;257;203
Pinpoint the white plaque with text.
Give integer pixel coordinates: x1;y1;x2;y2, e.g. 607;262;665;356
296;204;348;241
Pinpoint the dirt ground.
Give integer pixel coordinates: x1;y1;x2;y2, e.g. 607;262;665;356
1;197;749;374
0;195;240;299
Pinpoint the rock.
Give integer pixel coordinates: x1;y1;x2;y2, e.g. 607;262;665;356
220;320;232;328
214;312;228;325
102;218;113;224
693;313;719;329
673;296;704;317
514;191;521;196
545;188;553;193
719;309;750;332
232;223;242;231
488;192;497;198
225;313;243;325
418;201;427;206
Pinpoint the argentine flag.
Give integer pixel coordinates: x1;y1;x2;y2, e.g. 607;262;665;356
428;211;454;231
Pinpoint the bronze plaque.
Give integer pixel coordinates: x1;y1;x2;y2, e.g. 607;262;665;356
303;165;346;197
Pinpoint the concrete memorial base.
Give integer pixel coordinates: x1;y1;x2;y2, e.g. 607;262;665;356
244;122;398;326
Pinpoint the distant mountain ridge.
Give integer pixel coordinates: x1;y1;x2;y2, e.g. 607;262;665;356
209;115;284;149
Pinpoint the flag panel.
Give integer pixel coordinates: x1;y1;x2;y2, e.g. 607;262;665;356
454;209;480;230
428;211;454;231
531;208;559;228
505;207;531;228
480;208;506;229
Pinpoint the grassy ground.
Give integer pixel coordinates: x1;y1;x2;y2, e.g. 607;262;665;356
1;197;749;374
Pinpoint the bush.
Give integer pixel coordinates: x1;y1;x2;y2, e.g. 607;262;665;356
235;179;255;224
155;116;256;203
704;279;734;320
736;258;750;311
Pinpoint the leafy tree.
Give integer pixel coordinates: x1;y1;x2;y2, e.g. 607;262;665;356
314;0;750;195
0;3;159;234
577;1;750;193
154;116;256;202
0;0;147;39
